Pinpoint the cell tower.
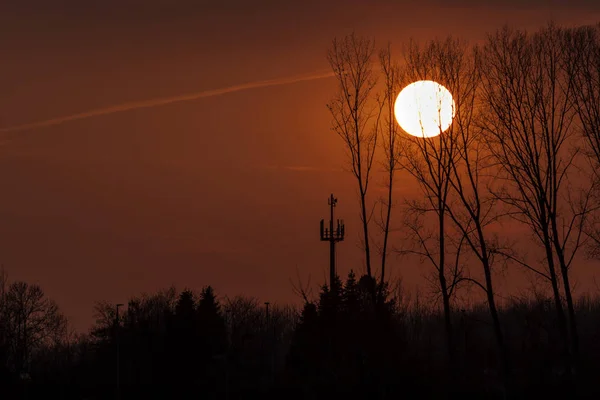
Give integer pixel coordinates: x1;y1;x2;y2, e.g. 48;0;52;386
320;194;345;289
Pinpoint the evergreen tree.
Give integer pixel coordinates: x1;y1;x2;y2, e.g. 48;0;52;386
358;274;377;312
197;286;227;397
285;302;320;399
175;290;196;322
198;286;227;358
169;290;199;397
318;276;342;323
342;270;360;317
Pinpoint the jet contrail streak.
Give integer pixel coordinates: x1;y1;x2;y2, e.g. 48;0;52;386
0;70;335;133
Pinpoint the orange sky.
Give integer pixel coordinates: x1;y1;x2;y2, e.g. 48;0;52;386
1;1;600;332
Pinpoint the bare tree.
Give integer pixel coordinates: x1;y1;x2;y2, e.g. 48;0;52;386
432;37;513;389
480;24;593;374
91;287;177;341
327;32;379;279
408;38;510;384
566;23;600;258
568;24;600;171
397;37;464;372
376;44;403;290
290;267;313;304
2;281;67;376
0;266;8;370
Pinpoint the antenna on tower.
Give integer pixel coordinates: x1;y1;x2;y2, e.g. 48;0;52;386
320;193;345;290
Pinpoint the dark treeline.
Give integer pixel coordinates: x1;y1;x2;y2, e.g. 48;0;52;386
2;271;600;399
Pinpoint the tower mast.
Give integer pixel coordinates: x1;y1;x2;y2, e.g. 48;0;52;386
320;194;345;289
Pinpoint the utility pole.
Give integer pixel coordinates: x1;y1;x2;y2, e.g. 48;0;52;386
320;194;345;290
264;302;274;386
115;303;124;400
264;302;270;323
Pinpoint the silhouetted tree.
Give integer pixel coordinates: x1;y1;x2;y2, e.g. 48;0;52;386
283;272;405;400
198;286;227;358
377;44;403;288
197;286;227;397
89;288;176;399
327;32;379;279
568;23;600;171
566;23;600;259
418;35;513;392
1;281;67;378
481;24;593;378
397;37;465;376
284;301;320;398
342;270;360;316
0;267;12;386
169;289;199;396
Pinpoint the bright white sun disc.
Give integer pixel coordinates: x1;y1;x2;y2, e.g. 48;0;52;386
394;80;455;138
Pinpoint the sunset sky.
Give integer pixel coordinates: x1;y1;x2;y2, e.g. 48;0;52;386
2;0;600;332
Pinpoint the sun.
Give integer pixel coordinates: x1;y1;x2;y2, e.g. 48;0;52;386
394;80;455;138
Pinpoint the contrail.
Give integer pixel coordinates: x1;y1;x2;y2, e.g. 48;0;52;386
0;70;335;133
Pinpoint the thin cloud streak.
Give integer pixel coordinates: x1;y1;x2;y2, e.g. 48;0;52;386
0;70;335;134
262;165;345;173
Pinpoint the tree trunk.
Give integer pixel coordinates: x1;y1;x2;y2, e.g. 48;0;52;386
380;165;393;290
551;218;580;366
481;251;512;394
542;226;573;379
439;210;454;372
360;186;373;279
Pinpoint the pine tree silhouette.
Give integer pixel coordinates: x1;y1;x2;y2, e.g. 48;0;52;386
170;290;199;397
197;286;227;397
285;301;321;399
342;270;360;317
